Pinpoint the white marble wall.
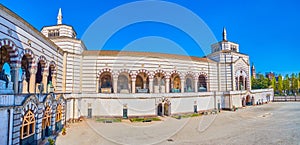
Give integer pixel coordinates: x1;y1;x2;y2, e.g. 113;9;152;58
0;109;8;145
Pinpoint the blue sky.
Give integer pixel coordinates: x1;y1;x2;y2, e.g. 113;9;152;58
1;0;300;76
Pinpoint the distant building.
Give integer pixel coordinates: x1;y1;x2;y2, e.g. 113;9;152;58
251;63;256;79
266;72;275;80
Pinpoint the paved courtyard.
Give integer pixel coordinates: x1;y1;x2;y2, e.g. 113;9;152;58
56;102;300;145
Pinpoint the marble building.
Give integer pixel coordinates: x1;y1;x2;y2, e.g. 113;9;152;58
0;5;273;145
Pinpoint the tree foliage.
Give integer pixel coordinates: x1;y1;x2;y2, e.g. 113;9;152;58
277;75;283;94
251;74;270;89
283;74;290;94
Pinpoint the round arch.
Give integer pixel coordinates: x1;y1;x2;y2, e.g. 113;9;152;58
135;69;150;93
97;68;113;93
117;72;131;93
185;73;194;92
0;38;18;64
169;70;181;93
153;69;167;93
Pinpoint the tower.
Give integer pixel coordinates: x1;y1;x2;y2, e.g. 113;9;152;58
210;27;239;53
222;27;227;41
251;63;256;79
208;28;250;91
57;8;62;25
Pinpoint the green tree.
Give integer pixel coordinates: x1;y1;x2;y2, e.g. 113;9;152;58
298;72;300;93
283;74;290;95
251;74;270;89
278;75;283;94
271;77;276;91
291;73;297;94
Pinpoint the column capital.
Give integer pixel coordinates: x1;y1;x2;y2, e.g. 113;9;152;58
30;68;37;75
131;78;136;82
42;71;49;76
9;63;21;69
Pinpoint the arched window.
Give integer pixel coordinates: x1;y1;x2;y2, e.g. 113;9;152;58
153;73;165;93
136;72;149;93
0;46;11;88
170;73;181;93
42;106;51;129
239;76;244;90
117;74;131;93
198;75;207;92
185;76;194;92
99;72;113;93
20;110;35;139
55;104;63;131
20;55;31;93
36;62;43;84
47;66;53;86
56;104;62;122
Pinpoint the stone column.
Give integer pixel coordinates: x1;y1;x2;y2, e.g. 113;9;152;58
194;78;198;92
206;80;210;92
42;71;49;93
237;76;240;90
62;52;67;92
10;66;20;94
22;79;28;94
29;68;37;93
113;76;118;93
52;73;57;92
132;78;136;93
165;78;170;93
35;105;43;143
143;78;147;89
96;78;99;93
161;103;164;116
8;108;13;145
243;77;245;90
181;80;185;93
149;78;153;93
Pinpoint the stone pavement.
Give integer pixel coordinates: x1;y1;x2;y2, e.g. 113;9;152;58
56;102;300;145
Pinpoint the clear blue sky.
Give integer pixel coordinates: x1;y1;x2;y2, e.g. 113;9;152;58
1;0;300;76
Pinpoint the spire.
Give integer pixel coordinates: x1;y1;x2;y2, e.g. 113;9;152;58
57;8;62;25
251;63;255;69
222;27;227;41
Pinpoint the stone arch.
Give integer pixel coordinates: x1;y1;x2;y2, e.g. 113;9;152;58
156;98;171;116
0;38;18;64
35;55;48;93
97;68;113;78
169;70;181;93
153;69;167;93
20;49;35;93
185;72;195;92
43;94;54;109
37;55;47;68
115;69;132;77
47;61;56;92
97;68;113;93
135;69;151;93
235;69;248;90
185;71;196;79
21;95;39;121
54;94;65;131
135;69;152;79
19;48;35;67
153;69;167;77
117;70;132;93
198;71;208;79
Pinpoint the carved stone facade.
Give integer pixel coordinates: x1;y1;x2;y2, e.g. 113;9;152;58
0;4;274;145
